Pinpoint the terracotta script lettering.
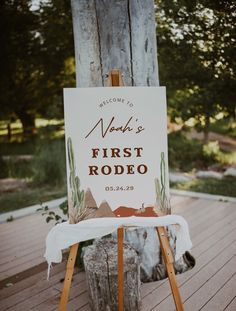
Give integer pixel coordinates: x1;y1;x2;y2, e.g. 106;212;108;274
85;116;145;139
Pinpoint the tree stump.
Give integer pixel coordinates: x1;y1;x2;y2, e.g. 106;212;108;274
83;238;141;311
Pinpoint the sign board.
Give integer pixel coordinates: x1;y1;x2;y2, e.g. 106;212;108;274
64;87;169;212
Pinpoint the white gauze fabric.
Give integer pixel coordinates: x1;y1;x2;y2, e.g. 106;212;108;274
44;214;192;277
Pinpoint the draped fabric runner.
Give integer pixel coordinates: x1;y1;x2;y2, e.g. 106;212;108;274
44;214;192;278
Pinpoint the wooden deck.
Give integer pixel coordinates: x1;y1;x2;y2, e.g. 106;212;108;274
0;194;236;310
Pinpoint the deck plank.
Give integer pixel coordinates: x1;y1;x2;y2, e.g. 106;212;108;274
184;256;236;311
0;263;66;300
0;213;54;281
151;217;236;309
0;266;66;309
225;297;236;311
141;203;236;310
0;195;236;311
200;273;236;311
32;274;87;311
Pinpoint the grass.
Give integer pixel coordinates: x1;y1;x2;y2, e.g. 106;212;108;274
171;177;236;197
168;131;207;171
0;141;37;156
0;138;66;181
0;185;66;213
0;138;67;213
32;139;66;186
0;131;67;213
0;158;33;178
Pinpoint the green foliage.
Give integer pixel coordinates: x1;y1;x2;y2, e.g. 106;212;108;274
156;0;236;134
36;0;76;120
0;0;75;134
59;199;69;216
168;132;204;171
6;215;14;222
0;0;41;133
0;140;36;155
203;141;220;162
37;200;68;225
0;123;66;180
0;157;8;178
1;0;235;139
209;118;236;138
0;127;68;214
33;139;66;186
171;177;236;198
216;151;236;166
168;131;235;171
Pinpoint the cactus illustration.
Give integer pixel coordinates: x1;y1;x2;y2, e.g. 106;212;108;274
155;152;171;215
67;137;85;222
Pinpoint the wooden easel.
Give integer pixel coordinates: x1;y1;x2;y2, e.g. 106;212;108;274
59;70;184;311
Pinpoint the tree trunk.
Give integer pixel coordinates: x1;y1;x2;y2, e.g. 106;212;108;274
71;0;194;285
203;115;210;143
18;111;36;137
83;238;141;311
7;122;11;141
71;0;159;87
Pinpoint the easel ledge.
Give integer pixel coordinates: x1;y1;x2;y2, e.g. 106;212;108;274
59;70;184;311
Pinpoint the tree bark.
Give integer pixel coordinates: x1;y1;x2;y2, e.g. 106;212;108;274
71;0;194;285
83;238;141;311
71;0;159;87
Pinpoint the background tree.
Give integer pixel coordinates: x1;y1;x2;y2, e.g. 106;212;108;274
37;0;75;120
0;0;75;136
156;0;236;141
2;0;234;140
0;0;41;135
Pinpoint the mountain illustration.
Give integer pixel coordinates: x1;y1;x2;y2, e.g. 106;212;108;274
85;188;98;209
83;188;115;219
94;201;116;218
84;188;159;219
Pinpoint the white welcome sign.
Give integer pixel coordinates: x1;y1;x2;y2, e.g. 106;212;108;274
64;87;169;211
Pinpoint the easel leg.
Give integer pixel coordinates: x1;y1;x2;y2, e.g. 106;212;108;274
117;227;124;311
156;227;184;311
59;243;79;311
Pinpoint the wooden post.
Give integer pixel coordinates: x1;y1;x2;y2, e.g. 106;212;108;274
156;227;184;311
71;0;159;87
70;0;193;283
117;227;124;311
59;243;79;311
